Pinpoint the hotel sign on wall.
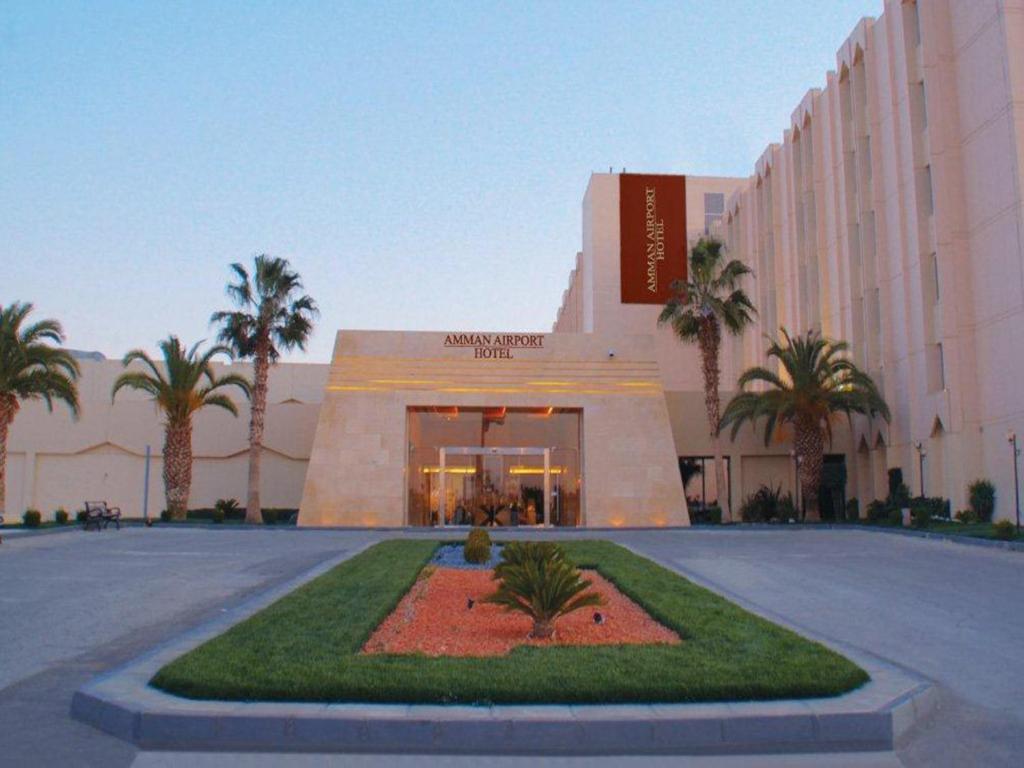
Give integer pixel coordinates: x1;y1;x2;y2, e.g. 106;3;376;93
619;174;687;304
444;333;544;359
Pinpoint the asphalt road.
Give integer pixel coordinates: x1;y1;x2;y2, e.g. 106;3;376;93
1;525;1021;767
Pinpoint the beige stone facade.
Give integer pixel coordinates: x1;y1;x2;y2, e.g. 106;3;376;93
297;330;688;527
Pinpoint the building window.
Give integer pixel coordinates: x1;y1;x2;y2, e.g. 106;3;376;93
704;193;725;234
915;81;928;130
928;342;946;392
679;456;731;510
908;1;921;48
930;252;940;302
922;165;934;216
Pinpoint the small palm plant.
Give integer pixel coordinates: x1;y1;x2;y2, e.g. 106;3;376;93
720;328;889;520
0;302;80;519
112;337;250;520
211;255;318;524
483;542;604;639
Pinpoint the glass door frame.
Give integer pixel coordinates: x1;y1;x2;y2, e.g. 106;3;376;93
437;446;551;528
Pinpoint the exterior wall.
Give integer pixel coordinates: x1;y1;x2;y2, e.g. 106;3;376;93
555;173;816;507
298;330;688;528
716;0;1024;517
4;359;327;520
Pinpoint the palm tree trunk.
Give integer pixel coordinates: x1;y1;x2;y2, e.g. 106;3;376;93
163;420;193;520
245;348;269;525
0;395;17;519
531;618;555;640
795;417;824;521
698;321;731;522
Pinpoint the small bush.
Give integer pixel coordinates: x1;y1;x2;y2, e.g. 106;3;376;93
740;484;795;523
464;529;492;563
23;509;42;528
955;509;978;524
689;503;722;525
968;479;996;522
76;509;88;523
212;507;225;524
992;520;1016;541
910;504;930;528
215;498;240;514
160;509;171;522
865;499;890;524
54;509;69;525
845;498;860;521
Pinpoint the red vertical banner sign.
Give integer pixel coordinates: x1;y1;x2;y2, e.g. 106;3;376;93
619;174;687;304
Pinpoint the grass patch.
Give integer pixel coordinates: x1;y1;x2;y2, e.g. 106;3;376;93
151;539;868;705
919;521;1021;541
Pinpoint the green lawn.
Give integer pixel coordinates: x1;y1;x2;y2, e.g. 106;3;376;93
918;521;1021;541
151;539;868;705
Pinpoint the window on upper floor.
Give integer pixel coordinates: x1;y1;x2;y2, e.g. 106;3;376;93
908;1;921;48
704;192;725;235
930;252;940;303
922;165;935;216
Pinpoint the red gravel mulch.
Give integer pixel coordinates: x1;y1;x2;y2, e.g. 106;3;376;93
362;566;681;657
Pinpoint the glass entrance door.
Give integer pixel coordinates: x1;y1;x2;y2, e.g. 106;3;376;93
438;447;552;528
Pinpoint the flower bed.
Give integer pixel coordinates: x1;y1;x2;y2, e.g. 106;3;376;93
363;566;680;656
151;539;869;704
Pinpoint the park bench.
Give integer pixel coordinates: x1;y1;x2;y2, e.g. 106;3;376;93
83;501;122;531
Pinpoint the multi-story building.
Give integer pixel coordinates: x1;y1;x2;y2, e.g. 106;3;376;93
714;0;1024;512
7;0;1023;526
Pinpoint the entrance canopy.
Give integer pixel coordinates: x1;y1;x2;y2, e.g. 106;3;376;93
297;329;689;528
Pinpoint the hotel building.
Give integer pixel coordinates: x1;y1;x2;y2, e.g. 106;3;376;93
6;0;1024;527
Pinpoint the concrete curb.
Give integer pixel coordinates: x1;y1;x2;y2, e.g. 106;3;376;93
71;537;937;756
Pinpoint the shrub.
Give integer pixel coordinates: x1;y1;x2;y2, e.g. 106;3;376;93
689;503;722;525
865;499;889;524
992;520;1016;541
160;509;171;522
910;504;930;528
845;498;860;521
887;508;903;526
76;509;88;523
464;529;492;563
214;498;241;518
212;507;226;524
483;541;604;639
54;508;69;525
955;509;978;524
740;484;795;523
968;479;996;522
23;509;42;528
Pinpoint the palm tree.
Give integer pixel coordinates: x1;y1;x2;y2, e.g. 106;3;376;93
719;328;890;521
0;302;80;519
658;238;756;522
112;337;249;520
483;542;604;639
211;255;318;524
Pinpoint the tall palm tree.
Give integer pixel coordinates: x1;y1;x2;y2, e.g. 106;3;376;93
0;302;80;518
112;337;249;520
211;255;318;524
719;328;890;520
658;238;756;522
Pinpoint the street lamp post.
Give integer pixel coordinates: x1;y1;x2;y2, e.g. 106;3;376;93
1009;431;1021;533
915;442;927;498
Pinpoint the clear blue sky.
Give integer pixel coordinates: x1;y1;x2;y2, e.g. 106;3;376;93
2;1;880;362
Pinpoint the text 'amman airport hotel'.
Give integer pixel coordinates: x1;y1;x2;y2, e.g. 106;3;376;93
8;0;1024;527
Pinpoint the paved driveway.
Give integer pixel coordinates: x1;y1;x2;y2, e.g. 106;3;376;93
1;526;1021;767
617;528;1024;768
